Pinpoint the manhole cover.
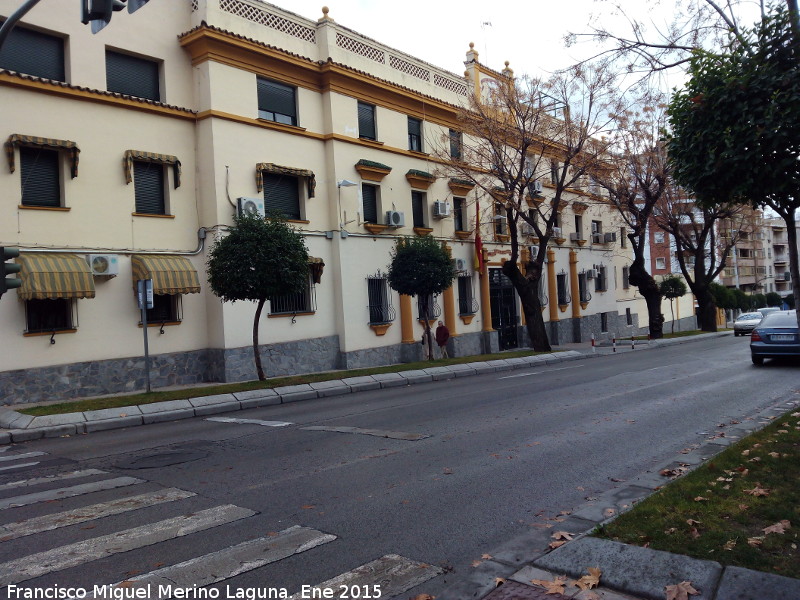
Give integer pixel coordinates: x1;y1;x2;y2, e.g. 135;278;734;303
481;580;571;600
115;450;209;470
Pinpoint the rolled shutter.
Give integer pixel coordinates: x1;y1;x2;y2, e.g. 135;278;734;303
262;172;300;219
257;79;296;124
134;161;165;214
0;24;64;81
106;50;160;101
20;147;60;207
362;184;378;224
358;102;376;140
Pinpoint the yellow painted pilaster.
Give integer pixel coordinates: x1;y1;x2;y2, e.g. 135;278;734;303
480;253;493;332
400;294;414;343
569;250;580;319
547;249;558;323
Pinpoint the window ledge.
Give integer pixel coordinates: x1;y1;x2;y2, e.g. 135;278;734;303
414;227;433;237
19;205;70;212
454;230;473;240
268;312;315;318
408;150;429;158
459;314;476;325
132;212;175;219
358;137;384;147
369;323;392;336
24;329;77;337
138;321;181;328
256;119;307;133
364;223;389;235
286;219;310;224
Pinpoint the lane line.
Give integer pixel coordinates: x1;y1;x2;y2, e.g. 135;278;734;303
0;452;47;463
0;477;145;510
301;426;430;441
0;504;256;586
0;462;40;472
499;365;580;379
0;469;108;492
288;554;443;600
0;488;196;541
82;525;336;599
205;417;293;427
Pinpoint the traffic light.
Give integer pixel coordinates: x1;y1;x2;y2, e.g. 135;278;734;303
1;247;21;298
81;0;150;34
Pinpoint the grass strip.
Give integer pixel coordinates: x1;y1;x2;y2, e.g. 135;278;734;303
596;407;800;578
18;349;547;416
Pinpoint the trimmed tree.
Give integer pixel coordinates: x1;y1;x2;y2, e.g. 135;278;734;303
387;236;455;361
659;275;688;334
207;214;308;380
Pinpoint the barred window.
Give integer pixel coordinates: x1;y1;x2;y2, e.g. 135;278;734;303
578;273;592;304
595;266;608;292
367;275;394;324
457;275;477;315
25;298;74;334
622;266;630;289
557;272;570;306
417;293;441;321
269;277;316;315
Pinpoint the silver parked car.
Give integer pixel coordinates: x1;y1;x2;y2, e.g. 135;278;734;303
733;312;762;336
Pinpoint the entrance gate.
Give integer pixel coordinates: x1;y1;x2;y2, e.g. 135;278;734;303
489;268;519;350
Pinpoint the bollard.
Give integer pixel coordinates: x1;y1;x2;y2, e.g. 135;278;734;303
632;335;635;350
591;333;596;354
612;336;616;352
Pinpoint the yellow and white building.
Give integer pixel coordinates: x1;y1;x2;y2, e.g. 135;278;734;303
0;0;643;403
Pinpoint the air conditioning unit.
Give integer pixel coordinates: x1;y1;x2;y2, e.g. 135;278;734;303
87;254;119;277
521;223;535;236
569;232;581;241
385;210;405;227
433;201;451;218
586;269;596;279
528;180;543;195
237;197;266;219
592;232;604;244
604;232;617;243
452;257;468;272
552;226;562;237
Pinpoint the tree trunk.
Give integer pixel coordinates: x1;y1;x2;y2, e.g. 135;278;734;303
695;284;718;332
421;296;434;361
253;298;267;381
670;300;675;334
628;256;664;339
783;210;800;330
502;261;551;352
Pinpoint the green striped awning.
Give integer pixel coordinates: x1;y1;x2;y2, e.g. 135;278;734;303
16;253;95;301
255;163;315;198
131;255;200;295
123;150;181;188
5;134;80;178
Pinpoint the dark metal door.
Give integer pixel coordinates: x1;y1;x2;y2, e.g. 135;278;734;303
489;268;519;350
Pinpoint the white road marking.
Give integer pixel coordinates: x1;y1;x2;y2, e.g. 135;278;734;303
288;554;443;600
0;476;145;510
82;526;336;599
0;462;40;472
499;365;580;379
0;451;46;463
0;488;196;541
301;426;429;441
0;469;107;491
0;504;255;586
205;417;293;427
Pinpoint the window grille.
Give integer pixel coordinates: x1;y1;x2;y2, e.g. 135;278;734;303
417;293;441;321
367;275;394;324
25;298;75;333
578;273;592;303
389;55;430;81
336;33;385;62
457;275;478;315
557;271;571;305
269;278;316;315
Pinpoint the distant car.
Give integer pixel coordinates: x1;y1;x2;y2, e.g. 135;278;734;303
734;312;763;336
757;307;780;318
750;310;800;365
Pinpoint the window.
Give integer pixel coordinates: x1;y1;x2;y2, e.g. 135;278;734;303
453;197;466;231
449;129;462;159
20;146;60;207
620;227;627;248
626;308;633;326
591;220;602;234
655;257;666;270
133;160;166;215
550;160;559;185
408;117;423;152
145;295;181;324
417;293;441;320
0;24;64;81
595;266;607;292
362;183;379;224
574;215;583;239
106;50;160;101
25;298;73;333
458;275;477;315
557;272;570;305
494;202;508;236
269;277;316;315
367;275;394;324
578;273;591;304
257;77;297;125
654;232;665;244
600;312;608;333
358;102;376;140
412;191;426;228
622;266;630;289
263;172;301;220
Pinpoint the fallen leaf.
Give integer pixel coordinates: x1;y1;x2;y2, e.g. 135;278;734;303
548;540;567;549
471;560;482;567
443;468;454;475
777;429;789;434
665;580;700;600
763;520;791;535
551;531;574;541
738;503;750;511
531;577;567;594
301;505;315;509
694;496;708;502
686;519;702;526
744;485;770;497
747;537;764;547
409;595;435;600
575;567;601;591
690;527;701;539
741;449;751;456
768;452;780;458
723;539;736;551
665;527;677;535
481;553;493;559
494;578;506;586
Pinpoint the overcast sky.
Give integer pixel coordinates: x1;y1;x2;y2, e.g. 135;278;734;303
284;0;611;78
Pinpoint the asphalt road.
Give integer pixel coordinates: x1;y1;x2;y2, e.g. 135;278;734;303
1;334;798;598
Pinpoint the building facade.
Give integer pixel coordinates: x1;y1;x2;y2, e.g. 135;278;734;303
1;0;647;404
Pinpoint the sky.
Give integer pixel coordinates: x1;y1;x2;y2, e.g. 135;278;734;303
283;0;612;79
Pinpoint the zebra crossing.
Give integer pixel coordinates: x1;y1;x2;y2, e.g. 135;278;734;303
0;448;442;599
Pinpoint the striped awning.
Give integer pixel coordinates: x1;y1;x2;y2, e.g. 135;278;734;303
5;134;80;178
131;255;200;295
255;163;315;198
16;253;95;301
123;150;181;188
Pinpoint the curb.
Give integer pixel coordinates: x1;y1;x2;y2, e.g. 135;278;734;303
0;351;586;444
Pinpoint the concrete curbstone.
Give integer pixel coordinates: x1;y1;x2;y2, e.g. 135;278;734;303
41;424;78;438
233;389;279;402
138;400;193;414
194;402;241;416
1;412;34;429
188;394;237;407
279;390;319;403
84;406;142;422
85;415;144;433
398;370;434;384
0;431;10;445
309;381;351;397
9;428;44;443
423;367;456;381
28;413;86;429
486;359;513;372
142;409;196;424
716;565;800;600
